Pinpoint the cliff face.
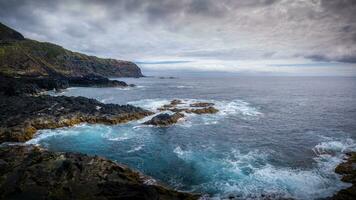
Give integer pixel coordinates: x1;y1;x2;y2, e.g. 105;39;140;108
0;22;143;78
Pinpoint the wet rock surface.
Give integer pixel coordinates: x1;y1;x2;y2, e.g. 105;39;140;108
188;107;219;114
331;152;356;200
189;102;214;107
0;94;153;143
149;100;220;126
158;100;219;115
0;145;199;200
144;113;185;126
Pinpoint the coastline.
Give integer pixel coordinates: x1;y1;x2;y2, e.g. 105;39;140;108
0;75;200;199
0;144;199;200
0;76;354;199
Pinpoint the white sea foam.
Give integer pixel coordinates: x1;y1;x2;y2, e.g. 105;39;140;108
127;145;145;153
176;138;355;200
135;85;147;89
106;136;130;141
128;98;262;125
115;87;131;91
171;85;194;89
173;146;192;159
313;138;356;155
100;96;114;103
26;123;89;145
128;99;171;112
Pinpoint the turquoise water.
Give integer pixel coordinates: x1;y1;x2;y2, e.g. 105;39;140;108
28;76;356;199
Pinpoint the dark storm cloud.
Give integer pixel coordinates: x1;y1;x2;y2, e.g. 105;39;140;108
307;54;356;64
0;0;356;68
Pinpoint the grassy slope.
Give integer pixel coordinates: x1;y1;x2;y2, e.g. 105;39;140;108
0;23;142;78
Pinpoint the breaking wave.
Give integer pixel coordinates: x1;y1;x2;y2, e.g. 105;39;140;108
172;138;355;200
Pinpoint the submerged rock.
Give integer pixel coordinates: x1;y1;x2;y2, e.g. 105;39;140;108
332;152;356;200
0;94;153;143
144;113;184;126
0;145;199;200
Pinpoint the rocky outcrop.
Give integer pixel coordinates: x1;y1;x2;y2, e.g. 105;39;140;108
0;145;199;200
146;100;219;126
0;94;153;143
0;75;129;96
144;113;185;126
331;152;356;200
157;100;219;115
0;22;143;78
189;107;219;114
0;22;25;42
189;102;214;107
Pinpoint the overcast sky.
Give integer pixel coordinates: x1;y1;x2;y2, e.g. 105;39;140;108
1;0;356;75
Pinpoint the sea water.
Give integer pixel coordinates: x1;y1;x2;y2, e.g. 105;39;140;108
28;75;356;199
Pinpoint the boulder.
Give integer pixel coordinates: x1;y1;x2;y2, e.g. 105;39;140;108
144;113;184;126
189;107;219;114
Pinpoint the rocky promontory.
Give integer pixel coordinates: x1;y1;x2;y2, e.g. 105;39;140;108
0;145;199;200
0;94;153;143
0;22;143;78
0;75;130;96
0;22;201;199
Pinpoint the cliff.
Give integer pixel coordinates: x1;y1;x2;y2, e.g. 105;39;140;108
0;22;143;78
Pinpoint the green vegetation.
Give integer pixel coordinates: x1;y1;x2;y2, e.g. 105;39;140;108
0;22;142;78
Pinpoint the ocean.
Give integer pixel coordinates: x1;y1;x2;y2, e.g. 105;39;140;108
27;75;356;199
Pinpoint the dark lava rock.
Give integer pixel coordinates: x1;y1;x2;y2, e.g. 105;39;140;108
171;99;183;105
157;100;219;115
67;74;128;87
331;152;356;200
0;75;129;96
188;107;219;115
0;94;153;143
0;145;199;200
144;113;184;126
190;102;215;107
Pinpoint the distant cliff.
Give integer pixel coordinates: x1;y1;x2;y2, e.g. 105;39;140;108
0;22;143;78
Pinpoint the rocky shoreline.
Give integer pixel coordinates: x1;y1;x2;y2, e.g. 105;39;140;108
0;76;355;199
0;74;130;96
0;76;200;199
331;152;356;200
0;144;199;200
0;94;153;143
0;22;201;199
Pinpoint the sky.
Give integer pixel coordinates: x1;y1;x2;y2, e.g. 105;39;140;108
0;0;356;76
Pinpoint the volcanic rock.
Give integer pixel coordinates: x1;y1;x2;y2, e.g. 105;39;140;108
0;145;199;200
144;113;185;126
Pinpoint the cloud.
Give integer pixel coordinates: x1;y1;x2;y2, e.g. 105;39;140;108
0;0;355;73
